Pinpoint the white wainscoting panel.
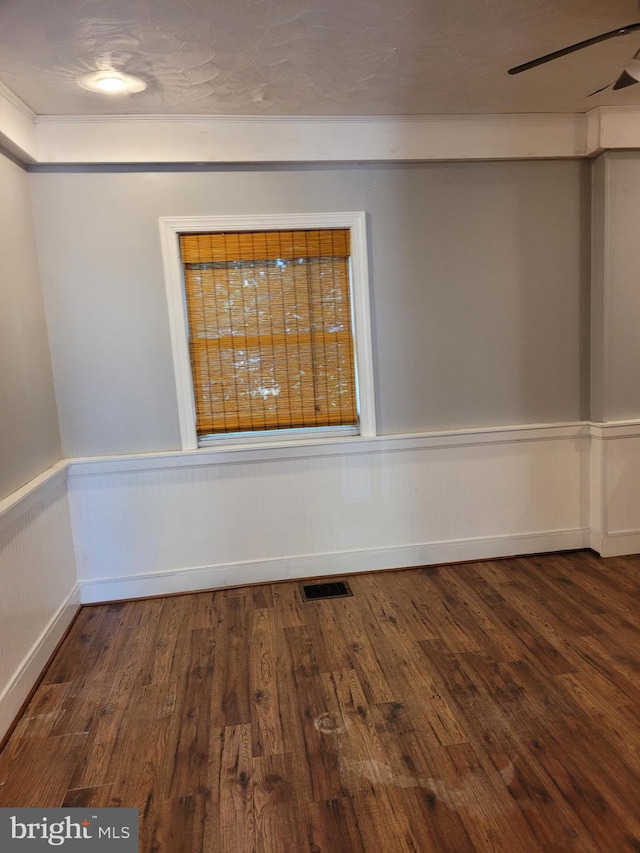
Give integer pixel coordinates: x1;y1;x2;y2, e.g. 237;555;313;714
1;422;638;734
68;425;591;603
592;421;640;556
589;430;604;554
0;463;80;740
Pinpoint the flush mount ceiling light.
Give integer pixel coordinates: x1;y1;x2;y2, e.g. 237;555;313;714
78;70;146;95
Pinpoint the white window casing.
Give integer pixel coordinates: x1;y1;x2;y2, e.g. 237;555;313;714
159;211;376;450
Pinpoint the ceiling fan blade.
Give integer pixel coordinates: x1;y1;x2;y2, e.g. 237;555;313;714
612;68;640;89
586;81;614;97
508;22;640;74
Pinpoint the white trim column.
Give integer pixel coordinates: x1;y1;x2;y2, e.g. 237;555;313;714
590;149;640;557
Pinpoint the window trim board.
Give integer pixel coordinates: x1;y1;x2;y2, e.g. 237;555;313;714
159;211;376;450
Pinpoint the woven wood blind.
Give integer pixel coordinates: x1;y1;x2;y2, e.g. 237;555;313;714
180;229;358;436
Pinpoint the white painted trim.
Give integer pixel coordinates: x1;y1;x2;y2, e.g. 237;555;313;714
159;219;198;450
589;531;604;553
67;421;589;601
602;435;611;543
583;106;640;155
0;82;37;163
0;81;36;121
596;532;640;558
0;99;639;166
601;155;613;421
0;461;69;525
0;584;80;741
198;424;358;447
605;527;640;538
67;422;588;477
79;529;589;604
159;211;377;451
1;419;638;618
30;114;585;126
589;419;640;552
34;113;587;164
591;106;640;153
589;419;640;439
589;430;603;552
585;108;603;157
349;212;375;437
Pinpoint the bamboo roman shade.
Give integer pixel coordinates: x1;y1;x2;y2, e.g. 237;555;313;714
180;229;358;436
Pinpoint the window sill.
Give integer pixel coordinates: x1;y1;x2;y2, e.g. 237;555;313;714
197;424;358;448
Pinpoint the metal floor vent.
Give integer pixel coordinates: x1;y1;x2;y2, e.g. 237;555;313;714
301;580;353;601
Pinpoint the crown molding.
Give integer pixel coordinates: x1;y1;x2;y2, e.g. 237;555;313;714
29;113;586;126
0;83;37;163
31;112;587;164
1;80;640;166
0;81;35;120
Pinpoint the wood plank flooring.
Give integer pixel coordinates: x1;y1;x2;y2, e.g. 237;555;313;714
1;550;640;851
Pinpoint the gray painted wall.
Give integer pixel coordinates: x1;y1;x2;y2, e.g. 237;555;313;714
30;160;590;458
590;154;606;423
592;152;640;421
0;153;61;499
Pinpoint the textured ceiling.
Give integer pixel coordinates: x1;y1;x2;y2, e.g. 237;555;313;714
1;0;640;116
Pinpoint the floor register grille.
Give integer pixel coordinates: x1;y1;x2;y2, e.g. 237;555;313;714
300;580;353;601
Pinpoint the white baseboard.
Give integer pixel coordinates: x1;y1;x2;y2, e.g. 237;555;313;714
596;531;640;558
591;421;640;557
0;584;81;741
79;528;589;603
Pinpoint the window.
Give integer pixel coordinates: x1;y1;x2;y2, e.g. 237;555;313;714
181;228;357;439
160;213;375;449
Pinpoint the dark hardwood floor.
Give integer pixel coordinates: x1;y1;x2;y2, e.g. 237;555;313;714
1;550;640;851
